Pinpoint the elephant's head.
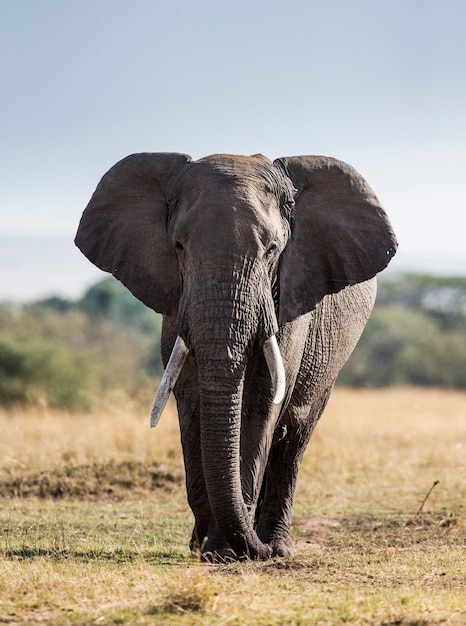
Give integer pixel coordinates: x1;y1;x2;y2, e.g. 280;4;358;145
75;152;397;558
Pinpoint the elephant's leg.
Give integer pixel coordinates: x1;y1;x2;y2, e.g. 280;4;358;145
179;380;240;561
257;289;371;555
176;385;211;555
161;320;211;555
255;388;333;556
240;354;282;517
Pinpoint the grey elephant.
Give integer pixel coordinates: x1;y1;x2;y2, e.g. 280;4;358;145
75;153;397;560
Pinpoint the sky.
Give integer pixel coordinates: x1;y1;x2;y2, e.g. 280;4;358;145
1;0;465;300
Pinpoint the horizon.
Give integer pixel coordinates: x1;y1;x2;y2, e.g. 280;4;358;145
1;233;465;304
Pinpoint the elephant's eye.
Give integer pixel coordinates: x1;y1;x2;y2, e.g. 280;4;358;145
266;243;278;258
175;241;184;252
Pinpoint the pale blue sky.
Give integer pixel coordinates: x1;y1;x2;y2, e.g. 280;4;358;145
1;0;465;298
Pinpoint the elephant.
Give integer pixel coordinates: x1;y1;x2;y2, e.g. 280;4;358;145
75;152;397;561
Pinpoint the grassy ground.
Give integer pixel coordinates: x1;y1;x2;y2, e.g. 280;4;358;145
0;388;465;625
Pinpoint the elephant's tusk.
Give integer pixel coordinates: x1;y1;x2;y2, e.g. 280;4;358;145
150;336;189;428
263;335;286;405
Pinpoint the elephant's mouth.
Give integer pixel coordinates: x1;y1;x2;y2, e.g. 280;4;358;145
150;334;285;428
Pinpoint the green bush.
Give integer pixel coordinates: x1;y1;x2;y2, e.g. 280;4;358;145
0;334;96;408
340;303;466;389
0;292;162;409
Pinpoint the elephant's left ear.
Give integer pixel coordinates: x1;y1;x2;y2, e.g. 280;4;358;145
75;152;191;315
274;156;398;324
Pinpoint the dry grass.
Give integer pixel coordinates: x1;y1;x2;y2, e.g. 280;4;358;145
0;388;465;625
298;388;466;515
0;392;182;472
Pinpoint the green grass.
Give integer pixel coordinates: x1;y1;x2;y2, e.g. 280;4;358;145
0;389;465;624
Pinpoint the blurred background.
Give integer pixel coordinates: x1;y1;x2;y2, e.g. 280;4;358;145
1;0;465;408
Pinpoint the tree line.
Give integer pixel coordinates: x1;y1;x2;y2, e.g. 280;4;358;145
339;274;466;388
1;274;465;409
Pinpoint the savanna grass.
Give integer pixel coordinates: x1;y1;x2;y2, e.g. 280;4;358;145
0;388;465;625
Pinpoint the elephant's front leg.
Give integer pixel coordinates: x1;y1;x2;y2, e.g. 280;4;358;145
162;320;211;555
239;356;282;522
255;389;333;556
176;385;211;555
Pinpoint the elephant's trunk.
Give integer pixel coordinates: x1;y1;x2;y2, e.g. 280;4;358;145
183;259;280;559
194;344;272;560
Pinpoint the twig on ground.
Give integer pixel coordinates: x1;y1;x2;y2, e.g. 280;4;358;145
415;480;440;517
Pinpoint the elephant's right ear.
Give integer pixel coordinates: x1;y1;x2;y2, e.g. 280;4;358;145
274;156;398;323
75;152;191;315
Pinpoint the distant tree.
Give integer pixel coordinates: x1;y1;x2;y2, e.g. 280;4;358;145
78;277;164;374
79;278;139;320
377;274;466;316
38;295;75;313
0;337;37;404
340;302;466;389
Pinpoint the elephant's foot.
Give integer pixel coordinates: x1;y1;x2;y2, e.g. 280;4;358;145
189;523;239;563
188;521;209;556
200;546;238;563
257;527;296;557
190;520;275;562
269;537;296;557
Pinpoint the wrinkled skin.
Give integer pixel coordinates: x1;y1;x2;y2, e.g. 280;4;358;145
75;153;397;561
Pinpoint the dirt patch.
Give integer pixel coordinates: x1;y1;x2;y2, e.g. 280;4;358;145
0;459;183;500
295;512;465;551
